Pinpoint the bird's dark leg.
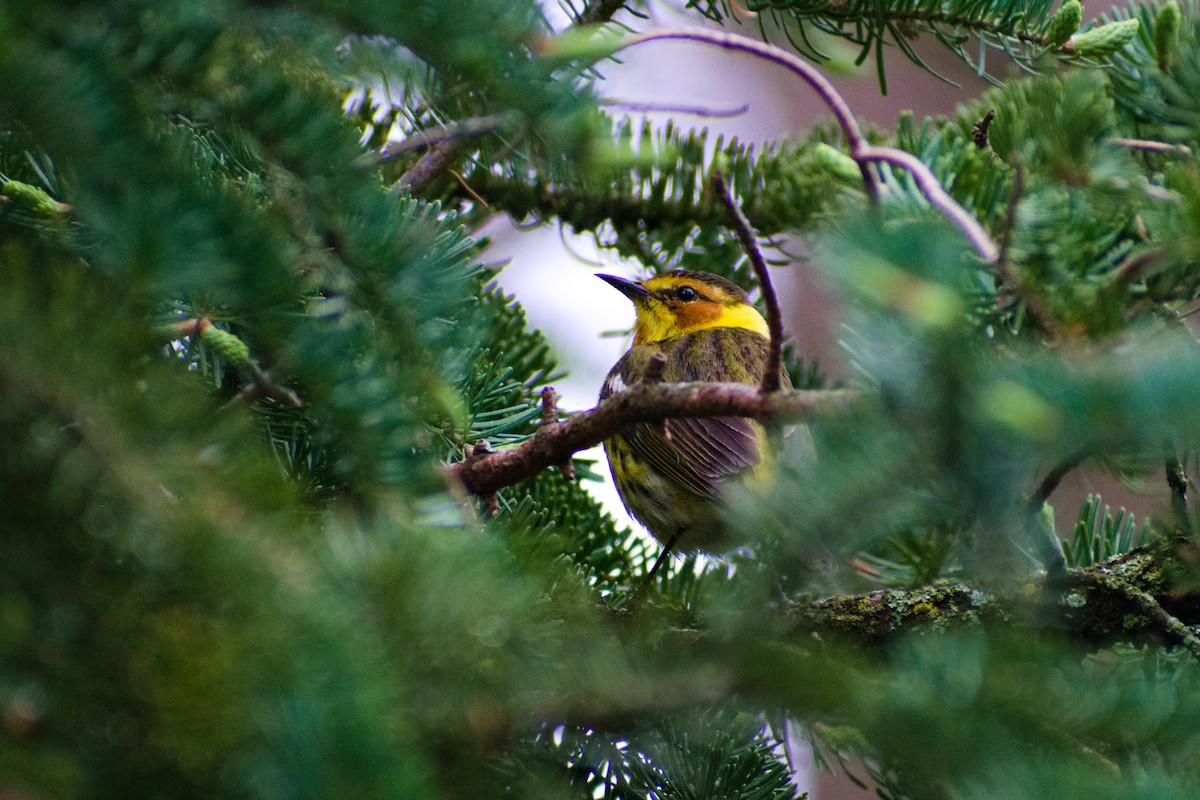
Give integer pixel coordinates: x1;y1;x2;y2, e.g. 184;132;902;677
630;529;683;605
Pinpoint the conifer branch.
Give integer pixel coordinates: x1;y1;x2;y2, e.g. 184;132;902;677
385;0;629;194
445;384;859;497
230;362;303;408
710;171;785;394
994;159;1062;336
997;157;1024;272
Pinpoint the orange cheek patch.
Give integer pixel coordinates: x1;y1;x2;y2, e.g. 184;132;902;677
673;302;721;329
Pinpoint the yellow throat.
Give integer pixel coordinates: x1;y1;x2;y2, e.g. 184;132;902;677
597;270;769;345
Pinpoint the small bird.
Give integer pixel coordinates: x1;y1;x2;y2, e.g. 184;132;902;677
597;269;792;583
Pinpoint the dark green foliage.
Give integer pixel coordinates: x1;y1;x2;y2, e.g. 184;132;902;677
8;1;1200;800
512;711;799;800
460;119;857;268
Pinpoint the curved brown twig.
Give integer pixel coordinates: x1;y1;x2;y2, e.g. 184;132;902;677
618;27;878;204
710;171;785;394
614;28;1001;264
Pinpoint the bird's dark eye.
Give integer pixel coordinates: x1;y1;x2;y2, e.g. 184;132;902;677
676;286;699;302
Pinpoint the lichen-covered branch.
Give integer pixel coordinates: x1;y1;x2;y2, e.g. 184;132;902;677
445;383;859;497
785;545;1200;659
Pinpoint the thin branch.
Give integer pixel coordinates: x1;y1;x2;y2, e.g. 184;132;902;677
165;318;301;407
448;169;488;207
393;140;458;195
1110;137;1193;156
446;384;859;497
1165;449;1194;538
997;157;1023;270
994;159;1061;335
1025;451;1087;513
1117;580;1200;659
616;28;1001;263
858;146;1000;263
367;0;629;190
230;362;302;408
540;387;576;481
1024;450;1087;577
374;115;508;162
710;171;785;394
617;27;880;205
1109;247;1170;287
971;108;996;149
601;99;750;118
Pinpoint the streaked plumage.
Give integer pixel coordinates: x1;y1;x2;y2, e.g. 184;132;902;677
598;270;791;554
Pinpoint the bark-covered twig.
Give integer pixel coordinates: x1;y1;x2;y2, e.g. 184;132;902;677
971;108;996;149
388;0;626;193
393;140;459;195
1024;451;1088;576
993;159;1062;335
467;440;500;515
1110;247;1170;287
996;157;1024;273
1165;450;1194;538
446;384;859;497
710;171;785;394
232;362;302;408
376;115;509;162
857;146;1000;263
1110;138;1193;156
540;387;576;481
1026;451;1087;513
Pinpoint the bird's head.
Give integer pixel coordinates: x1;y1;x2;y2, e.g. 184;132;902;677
597;270;769;345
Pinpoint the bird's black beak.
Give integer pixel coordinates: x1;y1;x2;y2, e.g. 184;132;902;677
596;273;651;302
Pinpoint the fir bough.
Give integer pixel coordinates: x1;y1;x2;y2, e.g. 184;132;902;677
8;1;1200;799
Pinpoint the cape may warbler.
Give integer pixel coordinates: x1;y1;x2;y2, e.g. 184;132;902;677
598;269;791;566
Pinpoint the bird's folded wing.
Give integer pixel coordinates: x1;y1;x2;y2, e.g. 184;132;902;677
624;415;762;498
599;328;789;498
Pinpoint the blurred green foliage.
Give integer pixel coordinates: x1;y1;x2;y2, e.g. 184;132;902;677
6;1;1200;799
